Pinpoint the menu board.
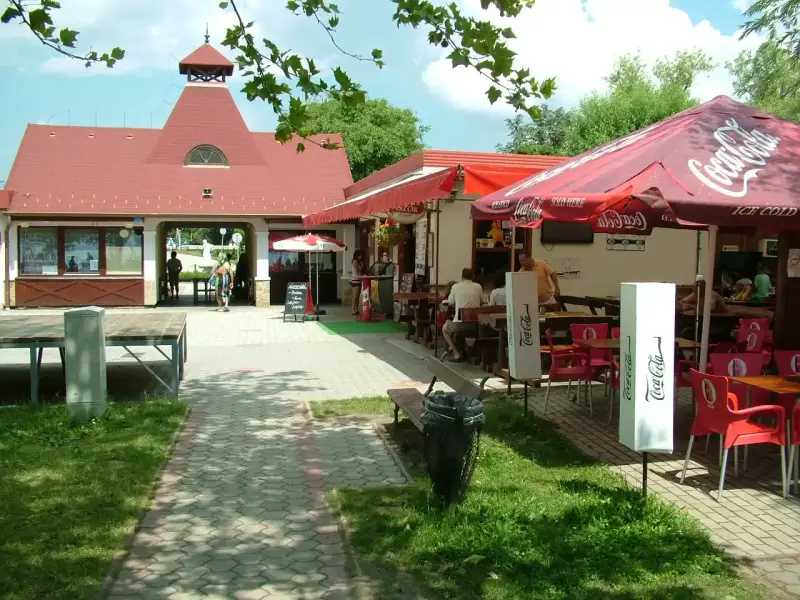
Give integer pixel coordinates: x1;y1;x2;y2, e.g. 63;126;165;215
283;282;311;322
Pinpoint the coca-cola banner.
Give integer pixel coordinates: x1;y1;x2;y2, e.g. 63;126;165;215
505;272;542;381
618;282;675;454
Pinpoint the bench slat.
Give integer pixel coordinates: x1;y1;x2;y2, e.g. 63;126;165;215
387;388;424;431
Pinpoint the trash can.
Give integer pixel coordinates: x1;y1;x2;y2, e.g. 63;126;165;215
421;391;486;505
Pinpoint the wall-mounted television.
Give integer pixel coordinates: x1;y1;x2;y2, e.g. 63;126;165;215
540;221;594;245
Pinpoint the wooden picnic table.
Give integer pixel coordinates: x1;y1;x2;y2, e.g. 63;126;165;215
0;311;188;402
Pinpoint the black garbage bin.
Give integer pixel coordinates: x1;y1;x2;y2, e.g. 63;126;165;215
421;391;486;505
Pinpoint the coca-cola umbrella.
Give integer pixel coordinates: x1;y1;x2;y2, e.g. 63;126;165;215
472;96;800;371
272;234;347;316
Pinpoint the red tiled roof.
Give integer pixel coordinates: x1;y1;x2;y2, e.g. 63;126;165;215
146;85;264;165
179;43;234;75
6;83;353;216
344;149;567;198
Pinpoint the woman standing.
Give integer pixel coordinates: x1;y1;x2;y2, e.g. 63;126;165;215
215;254;234;312
350;250;365;315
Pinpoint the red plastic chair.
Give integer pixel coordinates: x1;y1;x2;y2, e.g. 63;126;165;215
774;350;800;376
543;329;593;415
709;353;770;407
789;405;800;495
570;323;611;390
735;327;767;353
739;317;773;361
611;327;621;339
680;369;787;501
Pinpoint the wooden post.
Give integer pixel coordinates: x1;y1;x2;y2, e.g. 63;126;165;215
774;231;800;349
434;199;441;357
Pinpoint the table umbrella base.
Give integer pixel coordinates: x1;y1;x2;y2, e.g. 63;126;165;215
314;307;327;316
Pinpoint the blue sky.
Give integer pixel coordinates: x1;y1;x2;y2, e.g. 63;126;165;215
0;0;760;183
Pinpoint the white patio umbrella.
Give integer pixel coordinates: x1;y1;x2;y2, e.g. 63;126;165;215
272;234;347;315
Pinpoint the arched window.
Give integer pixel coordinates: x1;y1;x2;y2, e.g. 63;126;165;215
185;145;228;167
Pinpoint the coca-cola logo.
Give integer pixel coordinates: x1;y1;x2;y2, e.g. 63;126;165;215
595;210;647;232
687;118;780;198
701;379;717;407
746;333;758;351
505;123;660;196
645;336;665;402
513;198;545;225
792;354;800;373
623;336;633;402
519;303;534;347
726;358;748;376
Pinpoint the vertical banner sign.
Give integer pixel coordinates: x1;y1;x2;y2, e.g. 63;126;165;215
505;272;542;381
618;282;675;453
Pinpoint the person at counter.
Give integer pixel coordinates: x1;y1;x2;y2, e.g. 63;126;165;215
518;251;560;310
442;268;483;362
752;263;773;301
489;270;507;306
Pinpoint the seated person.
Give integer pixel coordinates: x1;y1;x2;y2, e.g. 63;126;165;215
729;277;754;301
441;268;483;361
488;270;507;306
436;281;457;333
678;289;728;314
751;262;772;302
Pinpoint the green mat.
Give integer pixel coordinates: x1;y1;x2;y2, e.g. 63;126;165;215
316;320;401;335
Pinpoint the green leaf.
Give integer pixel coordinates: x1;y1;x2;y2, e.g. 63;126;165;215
0;7;21;23
501;27;516;39
328;16;339;28
286;0;299;10
371;48;383;60
111;47;125;60
219;1;229;8
296;142;306;153
58;28;78;48
27;8;53;34
487;86;502;104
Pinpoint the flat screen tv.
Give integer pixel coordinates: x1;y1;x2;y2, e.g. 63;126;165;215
540;221;594;245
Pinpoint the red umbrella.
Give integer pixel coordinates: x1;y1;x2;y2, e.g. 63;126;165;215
472;96;800;231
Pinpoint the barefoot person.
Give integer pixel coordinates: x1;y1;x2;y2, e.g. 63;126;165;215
441;268;483;361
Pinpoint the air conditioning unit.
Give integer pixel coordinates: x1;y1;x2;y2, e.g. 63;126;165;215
760;238;778;258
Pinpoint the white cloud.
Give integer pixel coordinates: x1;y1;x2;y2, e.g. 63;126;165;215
422;0;765;114
732;0;754;13
0;0;300;75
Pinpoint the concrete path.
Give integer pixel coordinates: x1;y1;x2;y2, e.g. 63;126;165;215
103;307;416;599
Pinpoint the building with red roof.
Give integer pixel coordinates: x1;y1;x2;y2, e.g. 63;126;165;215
1;40;353;308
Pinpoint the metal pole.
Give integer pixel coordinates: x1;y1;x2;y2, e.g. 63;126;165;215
434;199;441;357
510;226;517;271
693;231;702;348
698;225;719;373
642;452;649;497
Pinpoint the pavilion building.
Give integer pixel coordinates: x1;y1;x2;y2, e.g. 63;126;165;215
0;40;354;308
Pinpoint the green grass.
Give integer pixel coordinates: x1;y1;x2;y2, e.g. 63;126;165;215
0;400;188;600
179;270;211;281
328;397;762;600
316;320;402;335
311;396;394;419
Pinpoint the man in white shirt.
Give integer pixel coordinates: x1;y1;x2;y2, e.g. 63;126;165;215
442;268;484;361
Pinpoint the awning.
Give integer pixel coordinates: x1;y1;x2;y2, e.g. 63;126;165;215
303;167;457;227
462;165;539;197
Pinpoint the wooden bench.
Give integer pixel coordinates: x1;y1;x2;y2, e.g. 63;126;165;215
387;357;489;431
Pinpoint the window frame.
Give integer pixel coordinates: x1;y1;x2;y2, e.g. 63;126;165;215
184;144;229;167
18;226;144;277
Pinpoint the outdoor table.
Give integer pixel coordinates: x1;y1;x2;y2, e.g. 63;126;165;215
393;292;437;302
193;278;214;304
575;337;702;351
729;375;800;490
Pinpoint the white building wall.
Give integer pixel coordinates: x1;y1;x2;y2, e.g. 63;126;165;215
428;198;706;296
0;214;6;308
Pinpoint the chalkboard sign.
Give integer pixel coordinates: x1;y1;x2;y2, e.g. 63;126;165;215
283;282;311;322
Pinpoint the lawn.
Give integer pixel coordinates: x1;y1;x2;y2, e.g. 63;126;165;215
318;396;763;600
0;400;188;600
310;396;395;419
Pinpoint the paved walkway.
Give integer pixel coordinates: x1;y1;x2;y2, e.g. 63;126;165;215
4;305;800;597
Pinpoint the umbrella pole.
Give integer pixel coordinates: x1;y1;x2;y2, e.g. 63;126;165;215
434;199;441;358
315;251;326;317
510;227;516;270
693;231;702;359
698;226;718;373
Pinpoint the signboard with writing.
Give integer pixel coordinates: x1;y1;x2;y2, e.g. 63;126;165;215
283;282;312;322
618;282;675;453
414;218;427;276
505;272;542;381
399;273;414;293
